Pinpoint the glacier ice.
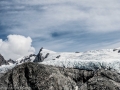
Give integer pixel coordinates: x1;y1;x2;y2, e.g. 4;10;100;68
1;48;120;73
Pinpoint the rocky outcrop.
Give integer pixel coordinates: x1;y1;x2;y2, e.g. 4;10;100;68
33;47;49;62
0;54;8;66
44;53;49;59
7;59;16;64
56;55;61;58
33;47;44;62
113;48;120;53
0;62;120;90
16;54;36;64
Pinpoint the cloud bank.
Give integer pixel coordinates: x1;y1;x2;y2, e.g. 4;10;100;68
0;35;35;60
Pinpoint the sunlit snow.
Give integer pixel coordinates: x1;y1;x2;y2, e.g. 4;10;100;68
0;48;120;73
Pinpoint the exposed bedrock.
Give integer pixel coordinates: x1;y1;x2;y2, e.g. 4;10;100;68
0;54;8;66
0;62;120;90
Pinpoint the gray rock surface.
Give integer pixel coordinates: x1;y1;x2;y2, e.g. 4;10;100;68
17;54;36;64
0;62;120;90
33;47;45;62
7;59;16;64
0;54;8;66
44;53;49;59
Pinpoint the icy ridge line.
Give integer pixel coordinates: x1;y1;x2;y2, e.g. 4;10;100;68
1;48;120;73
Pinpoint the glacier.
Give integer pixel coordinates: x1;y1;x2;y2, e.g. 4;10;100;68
0;64;16;73
0;48;120;73
40;49;120;73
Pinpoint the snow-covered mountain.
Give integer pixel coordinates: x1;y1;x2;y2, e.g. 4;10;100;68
1;48;120;73
15;54;36;64
40;48;120;73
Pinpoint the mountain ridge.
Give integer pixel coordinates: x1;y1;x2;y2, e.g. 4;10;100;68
0;62;120;90
0;47;120;89
1;47;120;74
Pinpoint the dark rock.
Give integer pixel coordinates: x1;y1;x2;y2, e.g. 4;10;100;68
7;59;16;64
0;62;76;90
20;59;24;63
118;50;120;53
113;49;118;51
29;54;36;57
0;54;8;66
40;47;43;52
0;73;4;78
0;62;120;90
87;69;120;90
18;54;37;64
33;47;45;62
56;55;61;58
45;53;49;59
34;53;44;62
75;52;80;53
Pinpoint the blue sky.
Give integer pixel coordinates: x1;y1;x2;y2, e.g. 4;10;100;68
1;0;120;59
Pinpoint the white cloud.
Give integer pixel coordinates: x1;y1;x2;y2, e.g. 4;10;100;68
0;35;35;60
1;0;120;53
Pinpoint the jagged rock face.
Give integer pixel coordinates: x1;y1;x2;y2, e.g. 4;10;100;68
16;54;36;64
7;59;16;64
33;47;46;62
33;53;44;62
0;62;120;90
0;54;8;66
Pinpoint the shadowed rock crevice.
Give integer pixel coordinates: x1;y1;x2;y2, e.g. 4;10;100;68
24;66;39;90
7;72;14;90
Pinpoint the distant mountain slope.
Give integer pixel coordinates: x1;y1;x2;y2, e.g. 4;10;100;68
40;48;120;73
42;49;120;61
16;48;120;63
1;48;120;73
